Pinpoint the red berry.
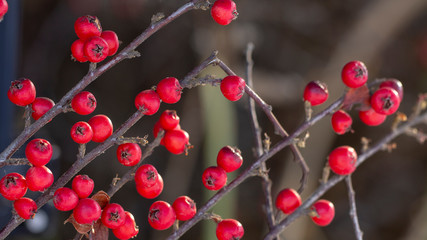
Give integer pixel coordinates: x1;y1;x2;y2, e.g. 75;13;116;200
31;97;55;120
116;143;142;166
74;15;102;41
202;166;227;191
26;166;54;192
71;91;97;115
71;39;88;62
159;110;180;130
101;203;126;229
101;30;119;56
163;129;190;155
172;196;197;221
359;107;387;126
341;60;368;88
310;199;335;226
216;219;244;240
73;198;102;224
331;110;353;135
148;200;176;230
70;121;93;144
136;174;164;199
220;75;246;101
156;77;182;104
14;197;37;220
7;78;36;106
303;81;328;106
0;0;8;20
112;211;139;240
211;0;238;25
370;87;401;115
88;114;113;143
135;164;160;188
72;175;94;199
25;138;53;167
328;146;357;175
83;36;110;63
275;188;302;214
217;146;243;172
134;89;161;115
0;173;27;201
379;79;403;101
53;187;79;211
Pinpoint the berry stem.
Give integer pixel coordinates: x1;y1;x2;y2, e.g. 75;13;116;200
345;176;364;240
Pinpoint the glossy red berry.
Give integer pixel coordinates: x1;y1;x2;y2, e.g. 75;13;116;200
303;81;328;106
72;175;94;199
53;187;79;211
74;15;102;41
380;79;403;101
101;30;119;56
331;110;353;135
135;164;160;188
172;196;197;221
31;97;55;120
217;146;243;172
101;203;126;229
211;0;238;25
26;166;54;192
341;60;368;88
73;198;102;224
359;107;387;126
328;146;357;175
202;166;227;191
216;219;244;240
25;138;53;167
83;36;110;63
71;91;97;115
71;39;88;62
0;0;8;20
88;114;113;143
163;129;190;155
7;78;36;106
220;75;246;101
116;143;142;166
156;77;182;104
134;89;161;115
148;200;176;230
275;188;302;214
136;174;164;199
0;173;27;201
159;110;180;130
310;199;335;226
70;121;93;144
14;197;37;220
112;211;139;240
370;87;400;115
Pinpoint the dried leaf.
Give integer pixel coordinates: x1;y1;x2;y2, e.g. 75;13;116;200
92;219;109;240
91;191;110;209
64;215;92;234
342;84;370;111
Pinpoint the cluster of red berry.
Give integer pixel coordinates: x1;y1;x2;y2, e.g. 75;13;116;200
153;110;190;155
148;196;197;230
71;15;119;63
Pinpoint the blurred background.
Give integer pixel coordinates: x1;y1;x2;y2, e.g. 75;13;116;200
2;0;427;239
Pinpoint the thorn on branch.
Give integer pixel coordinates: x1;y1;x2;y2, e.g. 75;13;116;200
295;132;309;148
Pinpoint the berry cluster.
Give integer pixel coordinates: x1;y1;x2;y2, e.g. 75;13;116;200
148;196;197;230
153;110;190;155
71;16;119;63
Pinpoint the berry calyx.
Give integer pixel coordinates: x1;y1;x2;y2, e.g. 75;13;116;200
216;219;244;240
379;79;404;101
216;146;243;172
331;110;353;135
211;0;238;26
101;30;119;56
71;91;97;115
359;107;387;126
88;114;113;143
163;129;190;155
202;166;227;191
159;110;180;130
71;39;88;62
112;211;139;239
7;78;36;107
134;89;161;115
116;143;142;166
0;173;27;201
101;203;126;229
220;75;246;101
74;15;102;41
73;198;102;224
31;97;55;120
310;199;335;226
370;87;401;115
328;146;357;175
70;121;93;144
275;188;302;214
72;175;94;199
0;0;8;20
14;197;37;220
136;174;164;199
53;187;79;211
341;60;368;88
25;138;53;166
25;166;54;192
148;200;176;230
83;36;110;63
303;81;328;106
172;196;197;221
156;77;182;104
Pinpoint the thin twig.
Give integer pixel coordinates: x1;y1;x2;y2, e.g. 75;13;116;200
0;158;29;168
345;175;364;240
